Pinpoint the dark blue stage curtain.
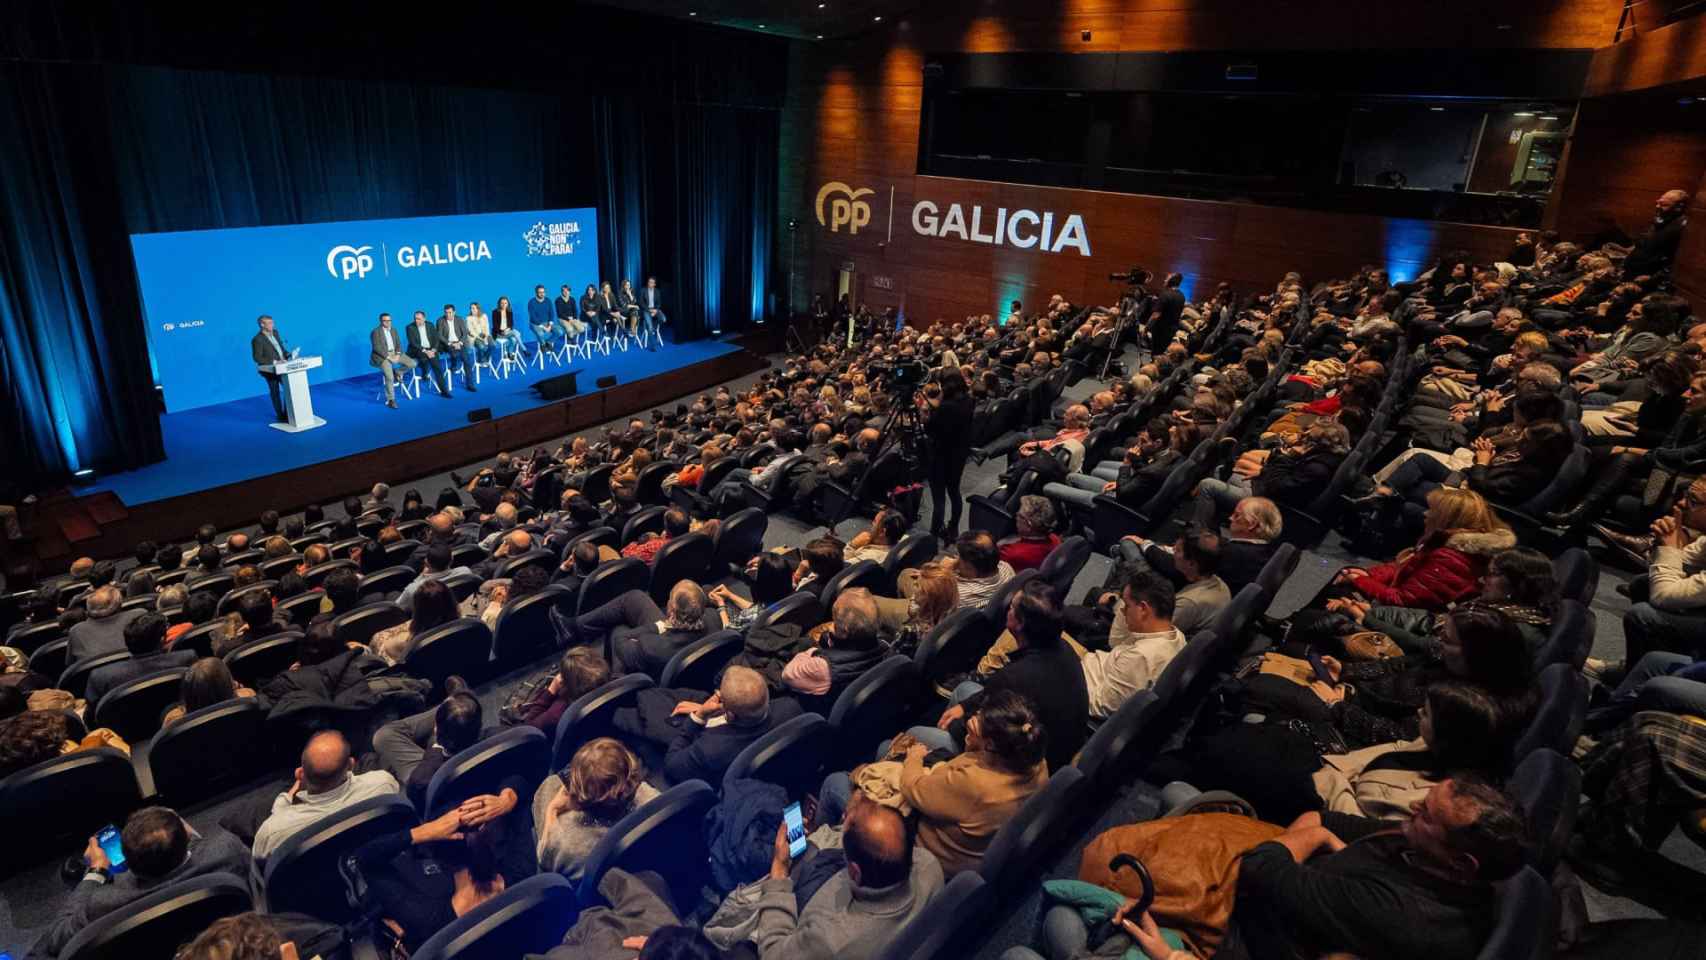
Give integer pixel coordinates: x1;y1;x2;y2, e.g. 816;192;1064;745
1;58;778;489
594;95;778;336
0;64;164;486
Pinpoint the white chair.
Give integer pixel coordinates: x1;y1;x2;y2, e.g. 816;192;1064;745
376;365;422;403
474;342;506;384
494;335;526;378
530;334;563;371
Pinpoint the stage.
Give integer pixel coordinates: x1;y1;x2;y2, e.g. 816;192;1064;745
35;334;774;563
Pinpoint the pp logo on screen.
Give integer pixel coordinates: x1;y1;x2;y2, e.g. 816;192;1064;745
325;244;375;280
815;181;874;234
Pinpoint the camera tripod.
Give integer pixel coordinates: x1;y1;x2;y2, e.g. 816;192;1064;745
826;392;926;527
1099;289;1155;381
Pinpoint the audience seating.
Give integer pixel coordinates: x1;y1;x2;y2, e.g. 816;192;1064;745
979;767;1087;895
574;558;649;618
59;872;251;960
982;568;1039;623
1534;600;1594;672
136;699;270;805
574;778;717;911
1513;663;1588;758
400;618;492;691
422;726;550;818
491;584;573;666
649;531;715;605
1251;543;1299;600
59;652;131;700
874;871;990;960
0;748;143;875
913;608;999;694
258;555;301;580
1508;748;1581;875
494;548;556;581
620;506;668;547
9;620;62;656
712;508;769;575
441;571;482;603
1073;690;1168;793
722;712;830;798
91;668;185;743
275;591;325;627
302;558;356;586
223;632;302;687
1554;549;1600;607
449;543;486;570
332;601;410;648
358;565;416;601
412;874;579;960
749;590;826;635
881;532;939;595
1036;535;1092;601
27;637;70;680
658;629;743;691
216;580;279;615
562;526;618;562
1478;867;1555;960
262;795;418;920
552;674;653;770
222;549;265;569
826;655;921;773
186;572;235;598
173;620;228;657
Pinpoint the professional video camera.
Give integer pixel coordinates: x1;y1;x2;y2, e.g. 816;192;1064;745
1108;267;1154;287
868;358;928;395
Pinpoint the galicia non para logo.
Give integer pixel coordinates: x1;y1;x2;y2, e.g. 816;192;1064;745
523;221;583;257
815;181;875;234
326;244;375;280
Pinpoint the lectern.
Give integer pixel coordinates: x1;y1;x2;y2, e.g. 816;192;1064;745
258;356;326;433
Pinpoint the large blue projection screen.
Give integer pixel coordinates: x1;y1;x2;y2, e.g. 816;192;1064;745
131;208;599;413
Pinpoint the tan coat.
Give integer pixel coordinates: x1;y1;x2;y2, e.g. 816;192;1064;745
898;748;1046;876
1312;737;1436;821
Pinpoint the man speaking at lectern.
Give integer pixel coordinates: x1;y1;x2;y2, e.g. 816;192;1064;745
251;314;290;422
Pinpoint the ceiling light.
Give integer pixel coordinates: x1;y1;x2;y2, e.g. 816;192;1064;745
758;23;766;27
818;2;826;6
688;10;697;14
1538;115;1558;120
815;34;823;39
1513;111;1535;117
1429;106;1444;111
873;15;882;21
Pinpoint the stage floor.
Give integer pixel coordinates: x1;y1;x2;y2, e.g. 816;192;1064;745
90;339;742;506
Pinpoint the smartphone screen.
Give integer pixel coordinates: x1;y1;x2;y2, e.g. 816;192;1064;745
783;802;808;858
96;825;128;874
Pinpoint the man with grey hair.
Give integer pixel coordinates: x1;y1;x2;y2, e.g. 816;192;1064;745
659;664;804;786
477;502;521;551
780;588;885;702
155;583;189;617
568;579;716;677
68;585;144;662
999;495;1062;573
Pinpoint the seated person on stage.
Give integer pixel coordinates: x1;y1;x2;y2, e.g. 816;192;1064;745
556;284;585;344
463;301;493;364
599;281;623;339
406;309;451;398
370;312;417;409
528;284;564;352
564;579;717;677
619;279;644;339
434;304;477;394
641;276;668;338
490;295;525;359
579;284;601;341
33;807;251;960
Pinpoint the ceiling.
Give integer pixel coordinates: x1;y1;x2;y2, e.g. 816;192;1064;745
583;0;920;40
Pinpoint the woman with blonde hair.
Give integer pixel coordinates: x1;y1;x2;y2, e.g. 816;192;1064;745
1334;487;1515;611
875;558;959;657
531;737;659;879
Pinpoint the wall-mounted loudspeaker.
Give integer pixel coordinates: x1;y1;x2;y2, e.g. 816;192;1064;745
596;375;618;389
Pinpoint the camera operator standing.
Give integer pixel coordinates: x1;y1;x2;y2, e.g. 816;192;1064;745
1150;272;1186;357
922;371;976;539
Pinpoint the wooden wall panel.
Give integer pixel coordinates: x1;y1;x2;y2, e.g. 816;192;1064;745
1675;172;1706;308
1548;99;1706;243
777;0;1625;329
1584;15;1706;96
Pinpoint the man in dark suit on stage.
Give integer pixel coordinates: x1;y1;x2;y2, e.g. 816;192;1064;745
251;314;290;422
435;304;477;394
369;312;416;409
406;309;450;398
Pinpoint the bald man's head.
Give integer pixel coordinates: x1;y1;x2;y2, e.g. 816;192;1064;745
719;665;770;725
1659;189;1690;217
494;502;518;527
299;730;354;794
429;512;454;536
844;790;912;890
505;529;532;554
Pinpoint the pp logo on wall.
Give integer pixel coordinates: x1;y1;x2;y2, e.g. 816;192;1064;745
326;244;375;280
815;181;874;234
523;220;584;257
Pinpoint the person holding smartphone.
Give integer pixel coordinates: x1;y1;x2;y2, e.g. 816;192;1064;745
35;807;250;960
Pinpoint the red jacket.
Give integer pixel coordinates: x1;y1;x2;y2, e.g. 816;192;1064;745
1000;534;1061;573
1348;528;1517;611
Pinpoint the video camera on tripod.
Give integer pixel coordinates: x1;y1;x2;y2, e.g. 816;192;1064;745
867;358;928;398
1109;267;1154;288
